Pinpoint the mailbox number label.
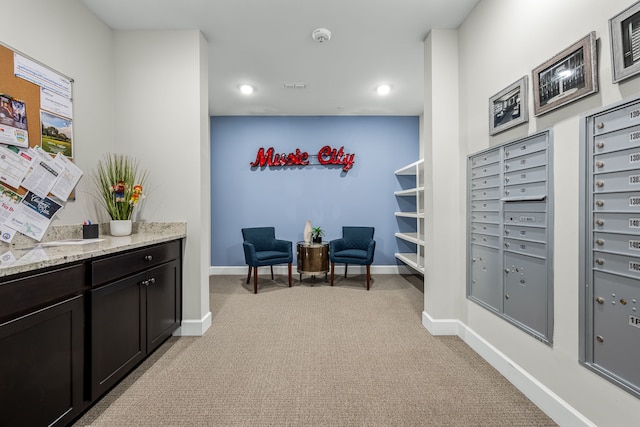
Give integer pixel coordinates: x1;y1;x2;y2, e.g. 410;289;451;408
630;240;640;250
631;109;640;120
631;175;640;184
631;131;640;142
630;197;640;206
630;261;640;272
631;153;640;163
630;218;640;228
629;315;640;328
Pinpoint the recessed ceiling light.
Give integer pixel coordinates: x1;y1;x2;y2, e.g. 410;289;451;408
240;84;254;95
376;84;391;96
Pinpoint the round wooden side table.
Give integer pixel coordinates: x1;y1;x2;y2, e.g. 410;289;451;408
296;241;329;283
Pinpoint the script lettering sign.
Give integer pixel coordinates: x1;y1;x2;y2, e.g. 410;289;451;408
250;145;355;171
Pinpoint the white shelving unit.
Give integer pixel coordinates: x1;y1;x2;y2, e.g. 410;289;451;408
394;159;425;274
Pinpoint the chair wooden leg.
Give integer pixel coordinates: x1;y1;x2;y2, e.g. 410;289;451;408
254;268;258;294
366;264;371;290
270;265;274;280
344;264;348;278
288;263;292;287
330;262;335;286
246;266;252;284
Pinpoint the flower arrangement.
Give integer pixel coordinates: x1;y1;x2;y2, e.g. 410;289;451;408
94;153;148;220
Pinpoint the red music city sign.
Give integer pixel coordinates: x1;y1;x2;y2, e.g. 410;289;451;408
249;145;355;171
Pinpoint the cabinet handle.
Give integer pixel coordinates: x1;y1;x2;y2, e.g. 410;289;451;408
596;122;604;129
596;335;604;343
145;255;153;261
505;294;510;299
596;141;604;149
595;181;604;187
595;219;604;226
595;239;604;246
595;200;604;207
595;296;605;304
595;258;605;265
149;277;156;285
595;161;604;168
141;279;149;286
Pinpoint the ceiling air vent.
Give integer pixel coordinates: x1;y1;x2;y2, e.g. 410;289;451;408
283;82;307;90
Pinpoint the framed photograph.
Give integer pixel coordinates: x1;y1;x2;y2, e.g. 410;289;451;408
610;1;640;83
532;32;598;116
489;76;528;135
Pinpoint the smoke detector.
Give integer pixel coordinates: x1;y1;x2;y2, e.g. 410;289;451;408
312;28;332;43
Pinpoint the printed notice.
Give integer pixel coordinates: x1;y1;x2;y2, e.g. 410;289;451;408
14;53;71;99
0;94;29;147
5;191;63;241
0;185;22;243
0;145;31;189
41;88;72;119
21;147;63;199
50;153;82;202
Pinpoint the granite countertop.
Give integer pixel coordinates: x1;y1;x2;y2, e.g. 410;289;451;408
0;222;186;278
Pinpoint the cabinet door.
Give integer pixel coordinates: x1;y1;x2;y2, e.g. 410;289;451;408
146;260;181;353
0;295;84;427
90;272;146;399
469;245;501;311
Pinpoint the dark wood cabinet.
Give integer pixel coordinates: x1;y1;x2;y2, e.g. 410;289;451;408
0;238;182;427
90;240;182;400
0;265;86;427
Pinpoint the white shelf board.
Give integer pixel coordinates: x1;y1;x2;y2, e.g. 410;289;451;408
394;159;424;176
395;253;425;274
395;211;425;218
394;232;425;245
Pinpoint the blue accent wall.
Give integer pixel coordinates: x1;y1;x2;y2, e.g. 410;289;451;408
210;116;419;267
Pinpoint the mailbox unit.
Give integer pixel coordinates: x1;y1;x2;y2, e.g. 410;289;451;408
580;96;640;398
467;130;554;344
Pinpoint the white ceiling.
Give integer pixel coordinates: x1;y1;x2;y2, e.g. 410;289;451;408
81;0;479;116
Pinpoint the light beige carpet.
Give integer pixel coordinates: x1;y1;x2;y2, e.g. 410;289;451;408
74;273;556;426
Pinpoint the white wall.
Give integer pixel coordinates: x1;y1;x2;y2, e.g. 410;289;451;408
1;1;211;335
423;0;640;425
0;0;115;223
113;30;211;334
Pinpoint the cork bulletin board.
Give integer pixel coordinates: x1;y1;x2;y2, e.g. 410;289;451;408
0;42;80;242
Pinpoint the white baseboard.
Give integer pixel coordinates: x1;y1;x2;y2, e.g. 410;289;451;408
421;311;595;427
209;264;416;276
174;311;211;336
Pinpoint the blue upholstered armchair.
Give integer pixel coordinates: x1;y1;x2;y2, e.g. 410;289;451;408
329;226;376;290
242;227;292;293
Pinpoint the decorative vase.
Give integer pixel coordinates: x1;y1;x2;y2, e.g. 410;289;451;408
110;219;132;237
304;220;312;244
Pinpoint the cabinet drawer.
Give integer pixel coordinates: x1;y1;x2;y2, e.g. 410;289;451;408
593;124;640;154
471;162;501;179
92;240;180;287
594;147;640;173
593;104;640;136
471;174;501;190
505;166;546;186
594;170;640;193
504;134;547;159
0;263;85;322
504;150;546;173
470;150;500;168
593;212;640;235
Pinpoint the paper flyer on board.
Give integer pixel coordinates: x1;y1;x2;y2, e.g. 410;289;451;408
14;53;72;99
0;184;22;243
40;87;72;119
4;191;63;241
50;152;82;201
0;145;32;189
0;94;29;147
40;110;73;157
21;146;63;198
